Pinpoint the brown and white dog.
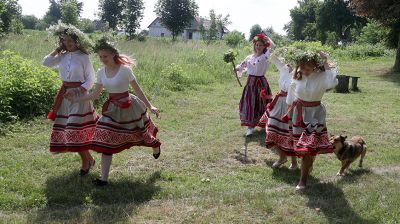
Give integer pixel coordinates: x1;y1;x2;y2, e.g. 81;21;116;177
330;135;367;176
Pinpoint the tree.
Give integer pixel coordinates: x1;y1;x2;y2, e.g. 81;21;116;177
122;0;144;39
155;0;199;40
60;0;80;25
0;0;21;34
79;18;96;33
349;0;400;72
357;19;390;45
316;0;366;44
98;0;125;30
43;0;62;25
208;9;218;40
21;15;39;29
224;30;245;47
249;24;262;41
44;0;82;25
285;0;322;41
198;18;207;40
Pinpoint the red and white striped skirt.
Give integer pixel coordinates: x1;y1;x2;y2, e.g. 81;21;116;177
239;75;271;127
264;91;294;154
91;92;161;154
50;88;98;153
288;99;334;156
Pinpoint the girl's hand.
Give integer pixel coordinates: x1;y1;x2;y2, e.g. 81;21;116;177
150;106;160;118
319;51;329;61
63;88;78;100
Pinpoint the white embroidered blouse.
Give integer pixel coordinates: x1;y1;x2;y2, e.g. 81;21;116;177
42;51;95;90
236;50;271;77
270;55;292;92
96;65;136;93
286;69;338;105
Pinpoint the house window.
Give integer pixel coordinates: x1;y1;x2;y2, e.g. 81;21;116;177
188;32;193;39
161;33;165;37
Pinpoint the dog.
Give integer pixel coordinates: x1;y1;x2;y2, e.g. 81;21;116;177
330;135;367;176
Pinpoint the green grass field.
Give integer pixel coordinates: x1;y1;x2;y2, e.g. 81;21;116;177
0;31;399;223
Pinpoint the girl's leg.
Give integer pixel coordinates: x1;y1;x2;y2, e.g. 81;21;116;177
78;151;92;170
297;155;314;188
289;156;299;170
100;153;113;182
272;148;288;168
153;147;161;159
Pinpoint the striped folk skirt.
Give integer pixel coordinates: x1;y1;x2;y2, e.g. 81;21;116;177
264;91;294;154
239;75;271;127
91;93;161;154
288;100;334;156
50;89;98;153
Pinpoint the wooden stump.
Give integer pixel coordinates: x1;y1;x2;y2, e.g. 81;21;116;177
335;75;350;93
351;76;360;91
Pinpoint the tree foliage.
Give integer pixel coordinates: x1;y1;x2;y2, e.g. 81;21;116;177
155;0;199;40
98;0;125;30
249;24;262;41
43;0;82;25
21;15;39;30
123;0;144;39
349;0;400;71
285;0;366;44
0;0;21;34
60;0;80;26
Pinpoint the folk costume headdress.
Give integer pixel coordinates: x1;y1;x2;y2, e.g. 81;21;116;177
252;33;271;48
94;36;135;66
47;21;93;54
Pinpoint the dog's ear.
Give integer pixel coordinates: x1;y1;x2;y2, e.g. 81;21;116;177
344;135;348;140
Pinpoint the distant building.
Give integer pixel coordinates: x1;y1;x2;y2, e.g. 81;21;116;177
147;17;229;40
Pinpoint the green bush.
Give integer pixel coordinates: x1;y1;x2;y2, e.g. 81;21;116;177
224;30;245;48
160;63;190;92
357;20;390;45
289;41;334;53
0;50;60;122
335;43;393;59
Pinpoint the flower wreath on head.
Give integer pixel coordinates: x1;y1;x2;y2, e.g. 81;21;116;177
93;36;119;55
252;32;271;48
272;47;331;69
47;20;94;54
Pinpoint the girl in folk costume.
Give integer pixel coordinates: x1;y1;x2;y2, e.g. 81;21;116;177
68;38;161;186
42;22;97;176
236;33;275;136
284;51;338;190
261;53;298;169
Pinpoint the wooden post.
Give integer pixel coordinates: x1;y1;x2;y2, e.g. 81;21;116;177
351;76;360;91
335;75;350;93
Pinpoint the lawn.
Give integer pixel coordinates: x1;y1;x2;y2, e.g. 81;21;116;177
0;31;399;223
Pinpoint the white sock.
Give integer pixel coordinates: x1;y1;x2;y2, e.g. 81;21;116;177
101;154;113;182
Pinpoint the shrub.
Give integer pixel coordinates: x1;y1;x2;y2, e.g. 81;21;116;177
357;20;390;45
224;30;245;48
0;50;60;122
160;63;190;91
289;41;334;54
335;43;393;59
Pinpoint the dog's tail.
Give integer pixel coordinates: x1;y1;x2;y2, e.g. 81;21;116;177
351;136;366;147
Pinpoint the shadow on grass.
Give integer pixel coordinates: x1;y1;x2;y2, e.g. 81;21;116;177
380;71;400;85
30;171;161;223
234;129;266;164
271;167;376;224
337;168;371;184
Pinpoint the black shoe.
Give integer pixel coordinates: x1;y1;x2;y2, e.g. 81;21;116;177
153;148;161;159
93;178;108;186
79;159;96;177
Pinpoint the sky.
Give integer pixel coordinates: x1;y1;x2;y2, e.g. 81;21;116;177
18;0;298;36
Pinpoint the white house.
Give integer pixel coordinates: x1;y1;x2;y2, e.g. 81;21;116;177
147;17;229;40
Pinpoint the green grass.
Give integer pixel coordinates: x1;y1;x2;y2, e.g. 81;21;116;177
0;30;400;223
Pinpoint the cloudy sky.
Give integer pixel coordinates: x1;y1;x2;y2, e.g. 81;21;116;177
18;0;298;36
